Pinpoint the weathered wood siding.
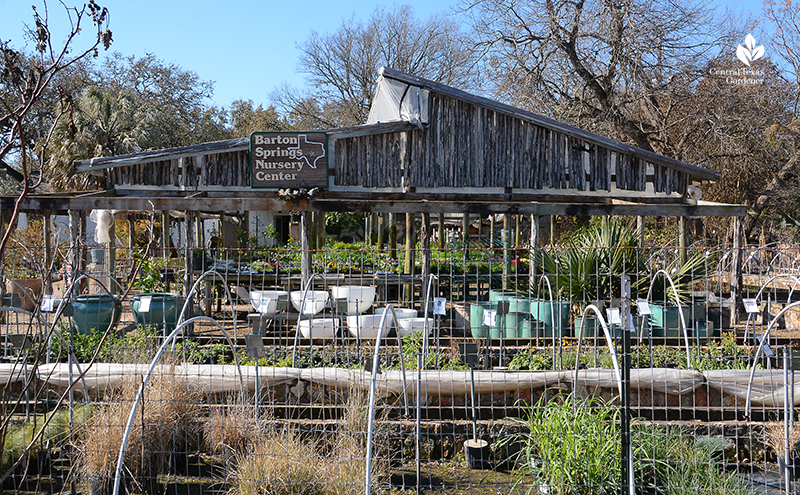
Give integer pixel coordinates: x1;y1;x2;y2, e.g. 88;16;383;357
334;92;689;195
109;150;251;189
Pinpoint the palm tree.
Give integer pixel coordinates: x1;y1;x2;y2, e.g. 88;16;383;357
46;86;155;191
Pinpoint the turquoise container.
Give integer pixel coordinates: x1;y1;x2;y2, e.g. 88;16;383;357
72;294;121;335
486;312;528;339
469;301;496;338
648;303;703;338
530;300;571;338
132;293;186;332
574;315;599;339
490;290;531;314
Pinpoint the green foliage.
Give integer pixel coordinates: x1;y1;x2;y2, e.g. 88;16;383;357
3;405;93;472
392;330;467;371
502;393;744;494
508;346;553;371
632;423;744;494
501;392;621;494
690;332;752;370
49;325;160;363
132;251;168;292
533;218;646;307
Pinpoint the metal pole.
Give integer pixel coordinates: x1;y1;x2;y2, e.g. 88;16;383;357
785;347;791;495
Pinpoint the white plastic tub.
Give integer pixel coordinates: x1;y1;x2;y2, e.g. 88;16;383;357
396;317;432;337
331;286;376;315
250;290;289;315
299;318;340;340
347;314;392;340
290;290;329;315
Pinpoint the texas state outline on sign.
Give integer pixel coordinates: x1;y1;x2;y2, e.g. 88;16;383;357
290;134;326;169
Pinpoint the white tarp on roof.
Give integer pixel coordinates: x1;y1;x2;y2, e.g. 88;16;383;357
367;69;429;126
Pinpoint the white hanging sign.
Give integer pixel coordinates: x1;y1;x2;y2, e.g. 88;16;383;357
743;298;760;314
139;296;152;313
482;309;497;327
606;308;622;325
41;295;58;313
433;298;447;315
637;300;651;316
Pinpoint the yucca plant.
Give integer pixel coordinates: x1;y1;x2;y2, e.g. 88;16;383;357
533;218;647;309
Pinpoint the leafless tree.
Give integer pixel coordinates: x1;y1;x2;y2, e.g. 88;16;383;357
464;0;734;155
0;1;112;257
273;4;480;128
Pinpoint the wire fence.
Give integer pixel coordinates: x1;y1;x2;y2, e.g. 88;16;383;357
2;233;800;494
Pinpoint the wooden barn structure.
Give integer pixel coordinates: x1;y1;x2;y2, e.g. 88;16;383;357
1;67;747;303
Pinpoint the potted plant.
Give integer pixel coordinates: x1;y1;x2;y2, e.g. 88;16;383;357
532;218;646;338
71;293;122;335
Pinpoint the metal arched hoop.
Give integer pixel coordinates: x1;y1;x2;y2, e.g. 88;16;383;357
364;305;408;495
645;269;692;368
742;274;800;345
112;315;246;495
172;269;240;349
291;273;327;368
571;304;634;495
744;300;800;419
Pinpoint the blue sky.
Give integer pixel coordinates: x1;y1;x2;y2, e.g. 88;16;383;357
0;0;771;109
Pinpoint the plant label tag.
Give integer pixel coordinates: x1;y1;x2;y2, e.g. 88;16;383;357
756;335;775;356
483;309;497;326
743;298;760;314
637;300;651;315
139;296;152;313
606;308;622;325
433;298;447;315
41;295;57;312
628;314;636;333
258;299;272;314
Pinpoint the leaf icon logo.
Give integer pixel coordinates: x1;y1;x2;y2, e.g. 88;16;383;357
736;34;765;66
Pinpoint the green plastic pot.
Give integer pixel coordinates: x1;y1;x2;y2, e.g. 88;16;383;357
469;301;496;338
530;299;571;338
132;293;185;332
71;294;121;335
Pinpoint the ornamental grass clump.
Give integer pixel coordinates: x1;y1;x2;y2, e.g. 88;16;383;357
502;392;744;494
78;368;202;494
227;375;386;495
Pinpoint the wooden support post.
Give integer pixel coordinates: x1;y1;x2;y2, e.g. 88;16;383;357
43;211;52;295
550;215;556;245
318;211;326;251
310;212;318;251
107;214;116;294
529;215;540;293
438;212;445;251
388;212;397;260
68;210;80;293
161;212;169;258
421;212;431;304
128;214;136;251
404;213;415;302
184;211;194;303
679;216;688;267
490;215;496;252
731;217;743;327
637;216;645;248
377;213;384;252
301;212;311;288
462;213;470;244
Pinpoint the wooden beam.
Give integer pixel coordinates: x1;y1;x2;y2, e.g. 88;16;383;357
75;139;249;172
